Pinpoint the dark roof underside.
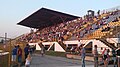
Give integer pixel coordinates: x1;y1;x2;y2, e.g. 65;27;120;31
17;8;79;29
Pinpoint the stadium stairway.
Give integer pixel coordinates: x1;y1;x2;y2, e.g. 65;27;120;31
58;41;66;50
81;21;120;50
96;38;117;49
105;21;120;37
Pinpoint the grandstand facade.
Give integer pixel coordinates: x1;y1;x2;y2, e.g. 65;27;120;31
17;6;120;54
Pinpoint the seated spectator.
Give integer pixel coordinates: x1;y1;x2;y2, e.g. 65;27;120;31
95;24;99;29
101;26;110;32
103;20;108;25
112;17;119;22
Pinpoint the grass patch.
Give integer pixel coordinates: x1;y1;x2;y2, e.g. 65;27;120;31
35;50;66;57
46;51;66;57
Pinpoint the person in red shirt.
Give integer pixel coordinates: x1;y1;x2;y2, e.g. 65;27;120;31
17;45;22;65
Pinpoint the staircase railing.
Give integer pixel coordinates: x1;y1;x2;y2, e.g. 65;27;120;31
97;38;117;49
58;41;66;50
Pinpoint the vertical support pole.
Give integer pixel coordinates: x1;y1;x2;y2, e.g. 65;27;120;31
4;33;7;51
8;39;11;67
5;33;7;44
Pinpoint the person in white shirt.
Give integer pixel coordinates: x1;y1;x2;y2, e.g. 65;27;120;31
25;54;31;67
78;40;81;47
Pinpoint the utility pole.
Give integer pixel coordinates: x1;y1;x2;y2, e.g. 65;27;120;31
4;33;7;51
8;39;12;67
5;33;7;44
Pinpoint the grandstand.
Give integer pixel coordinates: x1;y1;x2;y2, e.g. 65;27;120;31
17;6;120;55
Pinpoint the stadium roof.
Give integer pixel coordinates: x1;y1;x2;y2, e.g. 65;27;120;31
17;8;80;29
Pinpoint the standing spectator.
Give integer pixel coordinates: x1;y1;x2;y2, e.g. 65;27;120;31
80;44;86;67
100;47;103;54
32;45;36;52
116;47;120;67
112;48;116;67
102;48;108;67
41;45;45;57
17;45;22;65
24;44;30;59
78;40;81;47
106;49;110;67
11;46;18;62
100;47;104;63
97;10;100;16
29;47;33;55
93;45;98;67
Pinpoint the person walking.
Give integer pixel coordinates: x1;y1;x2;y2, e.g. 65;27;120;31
80;44;86;67
112;48;116;67
41;45;45;57
93;45;98;67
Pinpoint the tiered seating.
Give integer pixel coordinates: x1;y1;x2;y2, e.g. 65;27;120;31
19;10;120;43
19;16;94;42
69;13;111;40
84;21;120;39
81;10;120;39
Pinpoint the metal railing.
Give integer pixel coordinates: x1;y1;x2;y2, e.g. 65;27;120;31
100;6;120;14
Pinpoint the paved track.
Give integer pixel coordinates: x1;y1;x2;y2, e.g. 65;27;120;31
22;54;115;67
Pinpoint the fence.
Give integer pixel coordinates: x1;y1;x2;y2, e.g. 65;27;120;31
100;6;120;14
0;36;27;67
0;36;13;67
0;52;9;67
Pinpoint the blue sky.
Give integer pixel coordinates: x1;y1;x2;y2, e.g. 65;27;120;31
0;0;120;38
